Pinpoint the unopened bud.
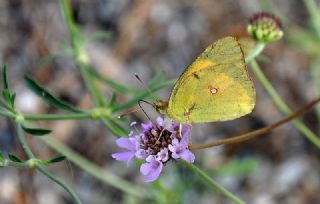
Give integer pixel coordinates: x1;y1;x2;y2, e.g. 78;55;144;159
247;12;283;44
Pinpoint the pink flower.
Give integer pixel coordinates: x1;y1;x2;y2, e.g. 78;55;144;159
112;117;195;182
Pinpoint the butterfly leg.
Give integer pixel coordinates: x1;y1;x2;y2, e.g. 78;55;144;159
179;123;182;138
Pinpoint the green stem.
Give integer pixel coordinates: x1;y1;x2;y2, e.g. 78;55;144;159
59;0;107;107
79;65;107;107
40;136;151;199
59;0;81;52
304;0;320;39
249;60;320;148
245;43;265;63
0;109;15;118
181;160;245;204
244;43;320;148
16;122;82;204
24;112;92;121
87;68;138;94
1;159;30;168
0;99;9;108
304;0;320;126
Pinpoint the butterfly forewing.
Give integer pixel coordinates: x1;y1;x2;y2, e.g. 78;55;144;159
167;37;255;123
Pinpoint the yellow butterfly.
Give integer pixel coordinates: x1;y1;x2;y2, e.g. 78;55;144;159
154;36;255;124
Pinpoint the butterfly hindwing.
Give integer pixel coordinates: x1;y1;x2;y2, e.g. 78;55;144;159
166;37;255;123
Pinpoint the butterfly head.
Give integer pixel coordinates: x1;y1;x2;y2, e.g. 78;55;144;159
153;100;169;115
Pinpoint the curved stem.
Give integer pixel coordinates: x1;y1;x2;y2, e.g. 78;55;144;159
36;165;82;204
245;42;265;63
16;122;82;204
244;42;320;148
40;136;151;199
250;60;320;148
24;112;92;121
181;160;245;204
190;97;320;150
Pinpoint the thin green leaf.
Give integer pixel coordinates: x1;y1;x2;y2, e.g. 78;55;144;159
47;155;66;164
24;76;84;113
10;92;16;107
2;65;9;90
37;54;58;69
148;70;166;87
108;92;117;109
80;65;108;108
0;98;12;111
87;68;137;93
8;154;22;162
0;151;4;161
101;118;128;137
22;125;52;136
87;30;112;42
213;157;260;177
38;49;75;70
113;79;176;112
2;89;11;104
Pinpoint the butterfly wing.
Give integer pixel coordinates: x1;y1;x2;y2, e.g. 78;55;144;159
166;37;255;123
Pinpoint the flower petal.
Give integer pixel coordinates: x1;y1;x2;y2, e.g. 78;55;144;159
171;151;180;159
180;134;189;148
115;138;136;150
140;162;152;176
163;118;173;130
144;161;163;182
156;117;164;127
112;152;135;162
181;125;191;138
141;121;153;132
157;148;169;162
168;144;174;152
130;121;137;127
179;150;195;163
135;149;149;159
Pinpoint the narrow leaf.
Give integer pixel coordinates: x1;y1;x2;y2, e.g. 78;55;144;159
47;155;66;164
10;93;16;106
148;70;165;87
8;154;22;162
37;54;57;69
24;76;83;113
113;79;176;112
0;151;4;161
2;65;9;90
2;89;11;104
88;30;112;42
22;125;52;136
87;68;137;93
101;118;128;137
108;92;117;109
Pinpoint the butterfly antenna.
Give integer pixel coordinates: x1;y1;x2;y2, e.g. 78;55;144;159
138;99;152;121
135;73;159;101
118;100;153;122
118;107;140;118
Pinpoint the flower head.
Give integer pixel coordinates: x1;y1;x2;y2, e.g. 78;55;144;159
247;12;283;43
112;117;195;182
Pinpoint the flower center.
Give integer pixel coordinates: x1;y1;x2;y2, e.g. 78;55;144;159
142;127;172;155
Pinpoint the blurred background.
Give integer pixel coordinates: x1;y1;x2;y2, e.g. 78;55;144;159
0;0;319;203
